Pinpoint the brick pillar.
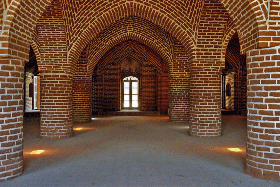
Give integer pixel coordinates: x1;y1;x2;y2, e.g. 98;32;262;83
189;65;222;137
246;47;280;181
0;59;24;181
73;75;92;122
169;73;189;122
169;39;190;122
40;73;73;139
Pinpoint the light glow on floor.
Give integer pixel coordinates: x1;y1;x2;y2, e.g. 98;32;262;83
73;127;94;131
74;127;84;131
30;150;45;155
174;126;190;130
227;148;242;152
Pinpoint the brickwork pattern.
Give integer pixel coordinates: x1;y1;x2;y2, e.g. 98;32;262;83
40;73;72;138
36;1;73;138
90;40;169;114
169;39;190;122
1;0;52;59
222;18;238;60
0;59;24;181
157;71;169;115
1;0;280;182
189;0;229;137
141;65;158;111
85;16;174;75
64;0;199;70
73;49;92;122
221;0;259;53
257;0;280;48
30;30;41;64
247;47;280;180
239;55;248;113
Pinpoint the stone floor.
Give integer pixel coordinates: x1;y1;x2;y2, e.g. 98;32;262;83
3;115;280;186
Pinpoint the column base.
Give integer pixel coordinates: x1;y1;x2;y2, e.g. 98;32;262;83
0;156;23;181
189;124;221;137
40;124;73;139
246;165;280;181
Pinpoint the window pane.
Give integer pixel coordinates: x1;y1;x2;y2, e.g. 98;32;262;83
124;82;129;88
124;95;130;101
132;88;138;94
124;101;130;108
132;101;138;108
132;95;138;101
132;82;138;88
124;82;129;94
132;82;138;94
124;88;130;94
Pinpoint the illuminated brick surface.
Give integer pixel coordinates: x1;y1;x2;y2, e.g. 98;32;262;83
1;0;280;181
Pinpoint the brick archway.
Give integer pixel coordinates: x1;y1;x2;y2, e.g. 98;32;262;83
84;16;176;75
3;0;279;182
73;18;191;123
1;0;265;59
65;1;197;69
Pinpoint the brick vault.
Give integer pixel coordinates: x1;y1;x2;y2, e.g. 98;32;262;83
0;0;280;181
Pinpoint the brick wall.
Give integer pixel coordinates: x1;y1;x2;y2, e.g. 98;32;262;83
247;47;280;180
258;0;280;48
141;65;158;111
73;48;92;122
157;62;169;115
94;61;120;113
238;55;248;114
0;1;4;32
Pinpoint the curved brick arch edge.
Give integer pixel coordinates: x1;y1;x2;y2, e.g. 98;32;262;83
86;33;174;76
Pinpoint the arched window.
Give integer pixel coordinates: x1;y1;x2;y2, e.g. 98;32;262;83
122;76;139;109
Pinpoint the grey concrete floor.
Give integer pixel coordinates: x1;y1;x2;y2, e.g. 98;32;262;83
2;115;280;187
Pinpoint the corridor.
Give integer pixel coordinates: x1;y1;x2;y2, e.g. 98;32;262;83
3;115;280;187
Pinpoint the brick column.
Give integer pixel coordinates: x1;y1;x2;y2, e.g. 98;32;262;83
169;39;190;122
189;65;222;137
246;47;280;180
169;73;189;122
40;73;73;139
73;75;92;122
0;58;24;181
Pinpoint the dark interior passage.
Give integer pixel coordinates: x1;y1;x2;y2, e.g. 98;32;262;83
91;40;169;115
